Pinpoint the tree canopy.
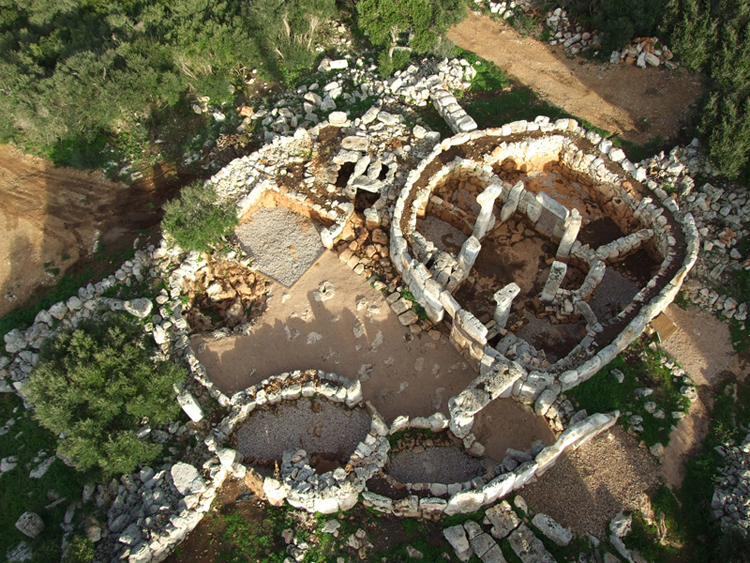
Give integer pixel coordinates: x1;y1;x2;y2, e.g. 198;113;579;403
356;0;466;55
26;312;188;476
0;0;337;157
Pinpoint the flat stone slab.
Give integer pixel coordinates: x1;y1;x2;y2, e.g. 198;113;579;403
508;524;556;563
236;206;325;287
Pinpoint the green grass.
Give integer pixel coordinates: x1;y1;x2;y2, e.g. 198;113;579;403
567;337;691;447
399;289;429;321
623;378;750;563
0;394;95;563
214;507;290;563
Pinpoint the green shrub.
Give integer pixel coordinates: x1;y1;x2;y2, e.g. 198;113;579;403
664;0;750;178
357;0;466;54
26;313;187;476
377;49;412;77
63;535;96;563
161;180;238;252
377;50;395;77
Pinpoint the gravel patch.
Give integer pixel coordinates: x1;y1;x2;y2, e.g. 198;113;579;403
388;446;483;484
522;425;659;537
235;398;371;461
417;215;468;254
235;206;325;287
589;267;640;318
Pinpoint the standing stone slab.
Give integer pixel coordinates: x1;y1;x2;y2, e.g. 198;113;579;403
508;524;556;563
493;283;521;329
541;261;567;302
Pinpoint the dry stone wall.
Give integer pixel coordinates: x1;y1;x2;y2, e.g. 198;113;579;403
390;119;699;436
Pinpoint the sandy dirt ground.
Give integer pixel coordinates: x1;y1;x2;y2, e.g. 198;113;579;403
659;303;740;488
0;145;120;314
194;250;552;453
0;145;185;316
448;12;704;144
523;426;660;537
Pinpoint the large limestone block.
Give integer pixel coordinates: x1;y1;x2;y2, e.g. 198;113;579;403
531;513;573;546
485;500;521;539
508;524;556;563
170;463;206;496
15;512;44;539
445;489;485;515
443;525;474;562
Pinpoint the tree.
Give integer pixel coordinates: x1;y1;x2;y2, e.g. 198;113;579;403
26;312;187;476
356;0;466;56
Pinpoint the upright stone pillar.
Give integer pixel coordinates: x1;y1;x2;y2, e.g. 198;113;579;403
493;283;521;329
575;300;599;328
457;236;481;273
557;208;582;258
473;182;504;240
541;261;568;302
500;181;524;223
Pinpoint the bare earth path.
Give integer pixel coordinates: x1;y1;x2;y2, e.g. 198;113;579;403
0;144;184;316
448;12;704;144
659;304;737;488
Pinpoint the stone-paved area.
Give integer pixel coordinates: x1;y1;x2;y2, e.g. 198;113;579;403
235;207;325;287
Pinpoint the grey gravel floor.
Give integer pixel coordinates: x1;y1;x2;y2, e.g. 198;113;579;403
235;206;325;287
589;267;640;318
234;398;371;461
388;446;482;484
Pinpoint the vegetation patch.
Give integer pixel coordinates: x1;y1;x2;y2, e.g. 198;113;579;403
567;336;691;447
0;394;93;563
162;180;238;252
26;312;188;475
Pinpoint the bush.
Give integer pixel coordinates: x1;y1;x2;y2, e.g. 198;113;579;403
161;180;238;252
26;313;187;476
63;535;96;563
377;49;412;77
357;0;466;54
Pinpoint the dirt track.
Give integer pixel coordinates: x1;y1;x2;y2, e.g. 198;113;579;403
0;145;184;316
448;12;704;144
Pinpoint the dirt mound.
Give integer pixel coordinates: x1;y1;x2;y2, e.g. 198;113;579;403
448;12;704;144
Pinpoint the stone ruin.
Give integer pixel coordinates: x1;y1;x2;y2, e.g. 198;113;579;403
390;119;699;437
0;56;702;562
179;111;698;522
204;368;617;518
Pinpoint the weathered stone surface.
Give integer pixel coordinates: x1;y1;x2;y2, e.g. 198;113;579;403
341;136;369;151
532;513;573;546
123;298;153;318
508;524;556;563
170;462;206;496
15;512;44;539
445;489;485;515
485;500;521;539
177;390;204;422
443;525;473;562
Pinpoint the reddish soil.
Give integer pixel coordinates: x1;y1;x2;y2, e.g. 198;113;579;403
448;12;705;144
0;145;187;316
